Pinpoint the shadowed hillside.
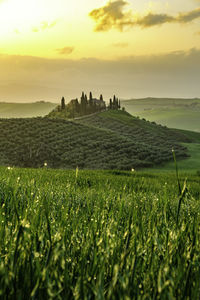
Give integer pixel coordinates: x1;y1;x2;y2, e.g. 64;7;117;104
0;110;197;169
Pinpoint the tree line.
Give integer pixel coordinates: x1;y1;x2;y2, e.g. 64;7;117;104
57;92;121;118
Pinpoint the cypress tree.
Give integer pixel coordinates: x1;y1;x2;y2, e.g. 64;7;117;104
88;92;93;113
81;92;85;101
109;98;112;109
81;92;87;115
61;97;65;110
113;95;116;109
116;98;119;109
84;94;88;113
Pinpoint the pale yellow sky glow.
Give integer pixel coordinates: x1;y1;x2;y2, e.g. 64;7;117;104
0;0;200;59
1;0;200;101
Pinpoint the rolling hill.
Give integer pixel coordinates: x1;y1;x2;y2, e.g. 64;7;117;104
0;110;198;170
121;97;200;132
0;101;57;118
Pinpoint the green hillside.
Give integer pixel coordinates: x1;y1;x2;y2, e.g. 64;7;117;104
121;97;200;132
0;101;57;118
76;110;199;143
0;110;198;169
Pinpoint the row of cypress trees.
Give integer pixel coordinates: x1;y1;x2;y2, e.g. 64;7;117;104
59;92;121;117
109;95;121;110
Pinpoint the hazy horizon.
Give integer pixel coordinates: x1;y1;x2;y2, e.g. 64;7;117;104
1;93;200;104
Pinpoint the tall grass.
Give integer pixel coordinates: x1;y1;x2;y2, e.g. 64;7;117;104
0;167;200;299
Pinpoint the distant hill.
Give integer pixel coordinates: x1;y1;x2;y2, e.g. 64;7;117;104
0;101;57;118
0;110;198;170
121;97;200;132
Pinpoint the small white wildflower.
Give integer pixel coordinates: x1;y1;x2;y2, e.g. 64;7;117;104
131;168;135;172
34;252;40;258
21;219;30;228
44;162;47;167
54;232;61;241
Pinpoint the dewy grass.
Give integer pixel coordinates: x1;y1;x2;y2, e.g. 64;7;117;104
0;167;200;299
172;148;188;226
172;148;181;195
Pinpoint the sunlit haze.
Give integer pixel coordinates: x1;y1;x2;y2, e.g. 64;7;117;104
1;0;200;102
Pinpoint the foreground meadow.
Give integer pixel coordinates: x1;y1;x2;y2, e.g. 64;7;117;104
0;167;200;299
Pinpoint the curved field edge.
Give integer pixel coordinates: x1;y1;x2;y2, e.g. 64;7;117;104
142;143;200;172
0;167;200;298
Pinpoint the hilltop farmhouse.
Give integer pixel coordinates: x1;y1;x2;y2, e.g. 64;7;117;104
54;92;121;118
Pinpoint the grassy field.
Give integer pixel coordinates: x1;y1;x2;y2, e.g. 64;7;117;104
0;166;200;299
0;102;57;118
1;101;200;299
121;98;200;132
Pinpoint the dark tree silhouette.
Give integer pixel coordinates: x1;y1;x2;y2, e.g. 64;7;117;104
81;92;85;101
81;92;87;115
116;98;119;109
109;98;112;109
61;97;65;110
57;91;113;117
113;95;117;109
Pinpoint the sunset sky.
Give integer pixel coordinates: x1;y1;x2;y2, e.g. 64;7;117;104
1;0;200;102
